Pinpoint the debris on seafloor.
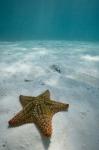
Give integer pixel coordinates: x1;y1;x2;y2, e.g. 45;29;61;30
50;64;62;73
24;79;33;82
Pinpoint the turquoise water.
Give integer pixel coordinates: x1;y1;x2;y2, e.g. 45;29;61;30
0;0;99;41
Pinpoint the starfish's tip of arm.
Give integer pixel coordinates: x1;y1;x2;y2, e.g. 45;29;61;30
65;103;69;111
19;95;23;98
46;89;50;93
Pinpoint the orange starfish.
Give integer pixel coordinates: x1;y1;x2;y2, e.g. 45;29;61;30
8;90;69;137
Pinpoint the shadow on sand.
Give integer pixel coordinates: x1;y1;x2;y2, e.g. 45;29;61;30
8;123;51;150
35;125;51;150
40;134;51;150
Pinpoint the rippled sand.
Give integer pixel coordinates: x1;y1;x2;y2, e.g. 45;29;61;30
0;41;99;150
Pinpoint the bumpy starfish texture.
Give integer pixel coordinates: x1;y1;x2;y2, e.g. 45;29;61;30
8;90;69;137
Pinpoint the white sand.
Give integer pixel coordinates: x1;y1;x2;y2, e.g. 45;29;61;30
0;41;99;150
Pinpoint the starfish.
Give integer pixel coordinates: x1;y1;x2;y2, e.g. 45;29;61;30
8;90;69;137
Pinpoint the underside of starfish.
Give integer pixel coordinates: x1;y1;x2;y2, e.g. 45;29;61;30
8;90;69;137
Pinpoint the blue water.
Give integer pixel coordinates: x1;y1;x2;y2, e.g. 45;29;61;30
0;0;99;41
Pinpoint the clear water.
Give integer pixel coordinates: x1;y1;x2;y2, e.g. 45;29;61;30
0;0;99;41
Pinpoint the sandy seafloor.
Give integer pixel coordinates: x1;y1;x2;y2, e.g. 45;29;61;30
0;40;99;150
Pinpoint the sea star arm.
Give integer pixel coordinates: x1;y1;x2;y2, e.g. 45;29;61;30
46;100;69;115
34;114;52;137
38;90;50;100
19;90;50;108
8;109;35;127
19;95;35;107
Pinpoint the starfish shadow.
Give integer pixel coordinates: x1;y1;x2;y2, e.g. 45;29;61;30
8;124;51;150
8;125;51;150
40;134;51;150
35;125;51;150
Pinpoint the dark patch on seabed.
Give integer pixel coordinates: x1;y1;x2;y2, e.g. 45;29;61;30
50;64;62;73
